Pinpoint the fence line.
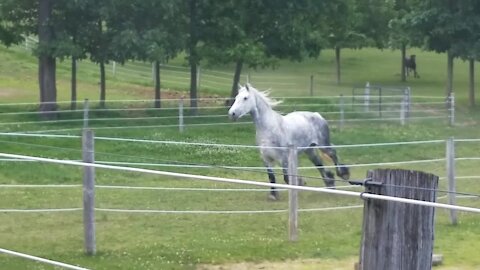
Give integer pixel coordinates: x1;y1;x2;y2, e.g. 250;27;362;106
0;95;448;108
0;248;90;270
0;183;359;192
0;208;82;213
0;132;451;149
0;152;479;214
0;115;449;129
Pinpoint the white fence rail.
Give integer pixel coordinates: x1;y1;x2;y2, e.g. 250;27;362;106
1;152;479;215
0;248;90;270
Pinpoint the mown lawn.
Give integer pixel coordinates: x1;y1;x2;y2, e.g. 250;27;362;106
0;45;479;269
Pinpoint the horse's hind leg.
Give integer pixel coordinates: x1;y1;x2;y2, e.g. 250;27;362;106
320;147;350;180
305;149;335;187
266;167;279;201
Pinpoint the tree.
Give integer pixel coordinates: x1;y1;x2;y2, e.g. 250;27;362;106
83;1;115;108
55;0;97;110
355;0;395;50
0;0;59;117
108;0;184;108
37;0;58;117
325;0;366;84
388;0;421;82
408;0;480;102
187;0;200;113
201;0;327;101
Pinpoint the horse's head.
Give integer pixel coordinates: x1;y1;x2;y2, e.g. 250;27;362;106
228;83;256;121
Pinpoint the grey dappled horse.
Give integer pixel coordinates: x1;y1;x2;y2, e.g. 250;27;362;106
228;84;349;200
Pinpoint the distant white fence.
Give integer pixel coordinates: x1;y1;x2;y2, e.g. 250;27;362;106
0;94;454;135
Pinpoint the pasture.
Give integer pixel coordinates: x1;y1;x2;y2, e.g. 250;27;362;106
1;45;480;269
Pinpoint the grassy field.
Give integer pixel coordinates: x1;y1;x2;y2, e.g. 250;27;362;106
0;45;480;270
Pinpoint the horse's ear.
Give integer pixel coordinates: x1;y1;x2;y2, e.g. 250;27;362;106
245;84;250;91
237;83;242;89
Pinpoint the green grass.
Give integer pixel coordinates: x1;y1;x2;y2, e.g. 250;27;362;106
0;45;480;269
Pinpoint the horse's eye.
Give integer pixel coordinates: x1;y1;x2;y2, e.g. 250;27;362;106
243;97;248;100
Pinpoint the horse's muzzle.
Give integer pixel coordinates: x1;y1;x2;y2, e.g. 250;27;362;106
229;112;238;121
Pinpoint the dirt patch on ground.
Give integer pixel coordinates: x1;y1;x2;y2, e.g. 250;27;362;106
0;88;16;98
197;258;473;270
197;258;358;270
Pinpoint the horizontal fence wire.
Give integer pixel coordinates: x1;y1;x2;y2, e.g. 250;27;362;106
0;248;90;270
1;152;479;214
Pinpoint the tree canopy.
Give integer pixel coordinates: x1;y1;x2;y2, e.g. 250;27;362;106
0;0;479;110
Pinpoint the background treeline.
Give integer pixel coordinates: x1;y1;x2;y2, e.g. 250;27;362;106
1;0;480;116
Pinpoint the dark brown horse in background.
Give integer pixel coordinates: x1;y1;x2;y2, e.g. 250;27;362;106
405;54;420;78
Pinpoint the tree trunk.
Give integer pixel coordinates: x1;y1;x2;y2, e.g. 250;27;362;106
153;60;161;108
71;57;77;110
227;59;243;106
446;50;454;97
335;46;341;85
401;44;406;82
469;59;475;107
38;0;57;119
188;0;198;115
99;62;106;108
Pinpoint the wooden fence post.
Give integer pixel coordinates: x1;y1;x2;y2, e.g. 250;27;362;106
359;169;438;270
446;137;457;225
364;82;370;112
83;99;89;129
405;87;411;118
449;93;455;126
82;129;96;255
179;97;184;133
339;94;345;129
288;145;299;241
400;96;406;126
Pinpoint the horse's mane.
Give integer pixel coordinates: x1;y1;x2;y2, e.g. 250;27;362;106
247;84;282;108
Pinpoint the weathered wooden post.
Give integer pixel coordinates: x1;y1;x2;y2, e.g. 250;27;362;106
446;137;457;225
358;169;438;270
179;97;184;133
288;145;299;241
82;129;96;255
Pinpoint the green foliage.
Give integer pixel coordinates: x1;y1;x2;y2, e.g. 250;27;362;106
407;0;480;59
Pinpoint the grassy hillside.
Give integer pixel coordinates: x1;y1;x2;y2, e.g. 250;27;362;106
0;46;480;270
1;45;480;105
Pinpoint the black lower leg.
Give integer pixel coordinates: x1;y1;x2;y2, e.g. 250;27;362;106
307;151;335;187
267;168;279;199
322;148;350;180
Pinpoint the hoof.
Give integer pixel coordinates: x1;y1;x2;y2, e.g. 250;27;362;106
325;170;335;180
298;177;307;186
325;179;336;189
337;164;350;180
268;193;279;201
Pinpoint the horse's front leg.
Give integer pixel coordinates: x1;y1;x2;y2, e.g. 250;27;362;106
265;165;280;201
281;159;305;186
